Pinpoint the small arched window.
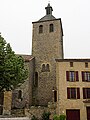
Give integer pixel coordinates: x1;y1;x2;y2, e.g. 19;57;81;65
49;24;54;32
34;72;38;87
42;64;45;72
39;25;43;33
18;90;22;99
46;64;50;72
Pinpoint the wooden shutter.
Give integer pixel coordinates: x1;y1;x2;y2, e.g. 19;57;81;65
83;88;86;99
87;88;90;98
76;71;79;81
66;71;69;81
77;88;80;99
82;71;85;81
67;88;70;99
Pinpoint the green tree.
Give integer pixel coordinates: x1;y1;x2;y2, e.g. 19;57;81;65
0;34;28;91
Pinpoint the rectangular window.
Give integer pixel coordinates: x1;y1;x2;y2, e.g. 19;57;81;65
85;62;88;68
82;71;90;82
83;88;90;99
66;71;79;82
67;88;80;99
70;62;73;67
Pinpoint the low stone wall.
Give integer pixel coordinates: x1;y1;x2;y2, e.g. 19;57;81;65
25;105;56;119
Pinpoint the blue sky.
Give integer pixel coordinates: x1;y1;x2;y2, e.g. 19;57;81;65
0;0;90;58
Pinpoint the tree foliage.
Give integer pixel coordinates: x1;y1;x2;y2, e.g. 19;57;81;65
0;34;28;91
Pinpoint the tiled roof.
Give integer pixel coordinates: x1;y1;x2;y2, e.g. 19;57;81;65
39;15;56;22
16;54;34;62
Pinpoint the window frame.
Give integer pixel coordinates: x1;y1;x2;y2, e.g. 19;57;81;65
70;62;73;67
82;71;90;82
49;24;54;32
83;88;90;99
39;25;43;33
67;88;80;99
85;62;88;68
66;71;79;82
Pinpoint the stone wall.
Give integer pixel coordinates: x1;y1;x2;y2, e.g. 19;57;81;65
3;91;12;115
25;105;56;119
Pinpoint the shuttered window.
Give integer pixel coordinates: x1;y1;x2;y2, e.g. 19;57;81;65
66;71;79;82
82;71;90;82
83;88;90;99
67;88;80;99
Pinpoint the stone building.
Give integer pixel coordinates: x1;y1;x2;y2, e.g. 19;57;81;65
11;3;90;120
11;3;64;110
1;3;90;120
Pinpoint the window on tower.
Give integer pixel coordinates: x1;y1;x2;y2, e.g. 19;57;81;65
34;72;38;87
42;64;46;72
39;25;43;33
46;64;50;72
41;64;50;72
18;90;22;100
49;24;54;32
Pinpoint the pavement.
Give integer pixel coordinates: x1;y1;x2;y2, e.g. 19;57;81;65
0;117;30;120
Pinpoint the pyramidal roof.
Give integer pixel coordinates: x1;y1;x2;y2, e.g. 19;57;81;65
39;3;56;21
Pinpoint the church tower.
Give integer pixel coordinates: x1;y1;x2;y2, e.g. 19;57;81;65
32;3;64;105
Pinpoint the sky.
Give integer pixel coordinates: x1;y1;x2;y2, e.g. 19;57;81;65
0;0;90;58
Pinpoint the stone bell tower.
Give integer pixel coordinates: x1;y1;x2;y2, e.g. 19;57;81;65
32;3;64;106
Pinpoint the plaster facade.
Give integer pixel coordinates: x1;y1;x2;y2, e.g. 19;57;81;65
56;59;90;120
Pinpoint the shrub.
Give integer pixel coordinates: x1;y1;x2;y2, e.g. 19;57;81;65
42;111;51;120
60;115;66;120
53;115;59;120
53;114;66;120
31;115;38;120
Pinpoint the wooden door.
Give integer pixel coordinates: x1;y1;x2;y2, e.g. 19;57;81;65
87;107;90;120
66;109;80;120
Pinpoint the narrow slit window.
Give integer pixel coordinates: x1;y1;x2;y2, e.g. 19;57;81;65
54;90;57;102
34;72;38;87
18;90;22;99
